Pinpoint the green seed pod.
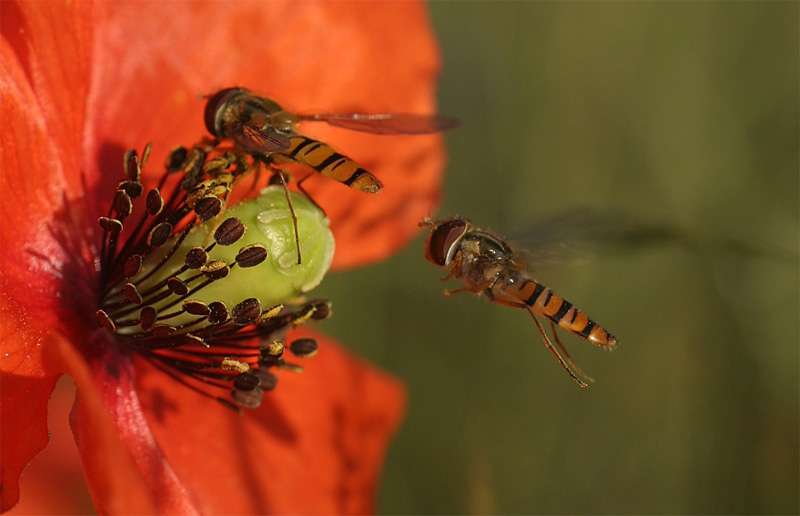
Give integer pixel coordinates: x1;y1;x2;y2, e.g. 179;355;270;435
135;186;334;325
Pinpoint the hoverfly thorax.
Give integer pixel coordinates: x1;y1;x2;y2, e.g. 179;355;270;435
467;230;514;264
268;111;299;133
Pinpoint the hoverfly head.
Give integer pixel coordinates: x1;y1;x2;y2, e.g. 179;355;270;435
423;217;471;267
204;87;249;137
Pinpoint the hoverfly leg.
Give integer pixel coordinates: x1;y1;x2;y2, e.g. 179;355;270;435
548;320;595;384
442;277;494;298
528;309;588;388
439;253;463;282
273;170;302;265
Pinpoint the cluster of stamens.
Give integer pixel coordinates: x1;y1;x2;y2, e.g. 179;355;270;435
95;143;330;410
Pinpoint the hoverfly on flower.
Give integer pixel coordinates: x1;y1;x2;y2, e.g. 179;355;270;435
202;87;459;263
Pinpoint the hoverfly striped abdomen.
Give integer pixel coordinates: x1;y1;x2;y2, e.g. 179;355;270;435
509;278;617;349
284;136;381;193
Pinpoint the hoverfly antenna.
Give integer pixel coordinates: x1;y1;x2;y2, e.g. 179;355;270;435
418;207;437;228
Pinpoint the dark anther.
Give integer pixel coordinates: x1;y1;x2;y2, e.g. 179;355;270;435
233;372;261;392
261;339;284;358
151;324;177;337
122;283;143;304
166;146;188;172
214;217;245;246
257;304;283;323
201;260;229;280
112;190;133;218
203;156;232;174
205;182;230;198
232;298;261;325
254;369;279;391
289;338;318;358
194;196;223;222
141;142;152;167
98;217;123;233
182;300;210;316
235;244;268;268
309;300;332;320
96;310;116;332
123;255;143;278
185;185;207;208
231;387;263;409
147;222;173;247
118;180;143;199
167;277;190;296
294;300;331;323
140;306;157;330
146;189;164;216
123;149;141;181
208;301;229;324
183;333;208;348
184;247;208;269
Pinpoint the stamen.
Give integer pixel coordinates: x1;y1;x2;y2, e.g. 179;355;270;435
95;143;335;408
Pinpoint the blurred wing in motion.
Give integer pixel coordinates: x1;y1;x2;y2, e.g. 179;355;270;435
512;208;797;269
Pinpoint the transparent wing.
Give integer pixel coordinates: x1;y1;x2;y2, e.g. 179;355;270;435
511;208;796;270
508;208;614;269
229;120;292;154
297;113;461;134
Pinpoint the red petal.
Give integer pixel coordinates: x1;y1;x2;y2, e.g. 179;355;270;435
5;378;93;515
134;329;406;514
45;331;202;514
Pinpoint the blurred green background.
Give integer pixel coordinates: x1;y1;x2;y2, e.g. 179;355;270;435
316;2;799;514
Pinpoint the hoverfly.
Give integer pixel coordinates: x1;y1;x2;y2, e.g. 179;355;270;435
421;215;617;387
203;87;459;263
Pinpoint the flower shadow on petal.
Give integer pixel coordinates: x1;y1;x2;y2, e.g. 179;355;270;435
133;330;405;515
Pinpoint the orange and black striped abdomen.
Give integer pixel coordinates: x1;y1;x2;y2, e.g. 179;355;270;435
510;278;617;349
283;136;382;193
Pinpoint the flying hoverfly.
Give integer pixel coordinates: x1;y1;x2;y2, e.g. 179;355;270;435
203;87;459;263
420;215;617;387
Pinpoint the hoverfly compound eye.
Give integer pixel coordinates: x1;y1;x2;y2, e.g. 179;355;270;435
204;88;248;137
425;218;469;267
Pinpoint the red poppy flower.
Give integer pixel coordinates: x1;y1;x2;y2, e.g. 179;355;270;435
1;1;446;514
